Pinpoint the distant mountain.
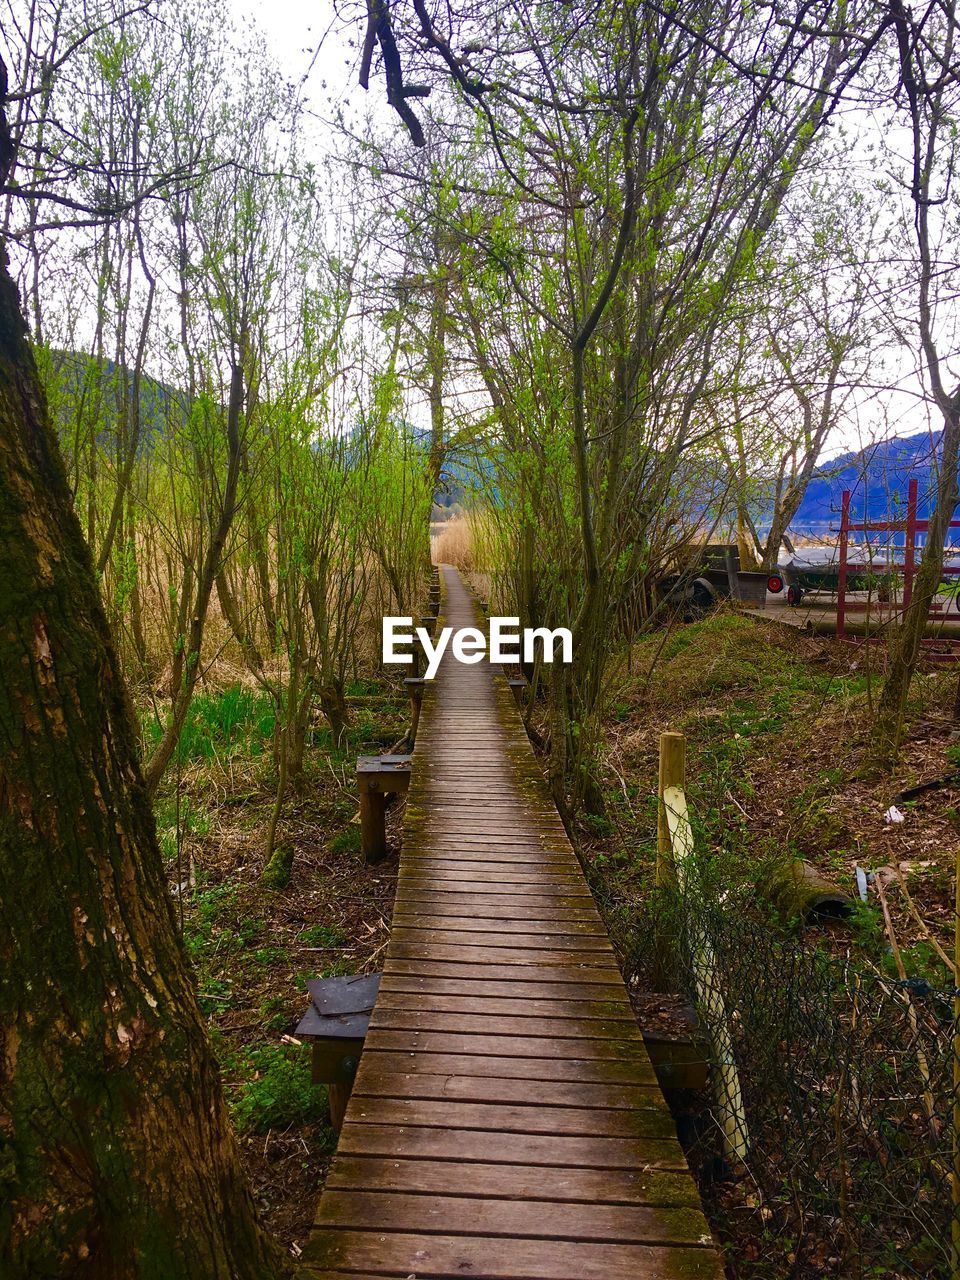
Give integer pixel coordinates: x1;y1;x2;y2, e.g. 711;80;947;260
41;349;186;454
789;431;946;538
438;430;952;540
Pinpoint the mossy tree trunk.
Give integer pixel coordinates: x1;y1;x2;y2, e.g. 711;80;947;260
0;117;282;1280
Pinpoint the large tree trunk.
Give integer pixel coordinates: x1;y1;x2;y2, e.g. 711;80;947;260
0;252;282;1274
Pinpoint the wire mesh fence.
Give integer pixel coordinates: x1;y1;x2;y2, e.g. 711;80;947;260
620;885;958;1278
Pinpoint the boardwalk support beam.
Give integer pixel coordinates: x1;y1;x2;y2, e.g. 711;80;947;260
295;974;381;1133
357;755;411;863
404;677;426;742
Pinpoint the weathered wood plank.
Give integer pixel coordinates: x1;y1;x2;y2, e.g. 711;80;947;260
300;1231;721;1279
313;1191;712;1246
386;943;619;968
381;958;625;984
357;1050;660;1086
369;1010;643;1041
390;900;603;922
372;990;632;1019
388;927;612;952
343;1097;677;1139
350;1070;664;1111
334;1122;688;1169
322;1156;703;1208
394;881;595;900
363;1028;644;1059
377;975;627;1001
391;892;602;916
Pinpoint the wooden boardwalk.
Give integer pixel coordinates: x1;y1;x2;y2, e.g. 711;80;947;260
301;567;722;1280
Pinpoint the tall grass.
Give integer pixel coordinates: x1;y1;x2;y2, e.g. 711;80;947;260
432;517;474;569
142;685;275;765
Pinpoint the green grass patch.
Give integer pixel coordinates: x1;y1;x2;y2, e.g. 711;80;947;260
154;795;211;862
329;826;361;856
182;880;240;962
229;1044;327;1134
300;923;347;948
143;684;275;766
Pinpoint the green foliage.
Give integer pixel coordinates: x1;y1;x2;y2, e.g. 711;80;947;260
329;826;361;856
229;1045;327;1135
154;796;211;863
345;678;380;697
259;996;289;1035
846;901;886;960
197;977;232;1016
143;686;275;766
300;924;347;948
181;880;239;961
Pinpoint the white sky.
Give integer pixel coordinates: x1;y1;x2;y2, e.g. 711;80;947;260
219;1;945;461
224;0;373;139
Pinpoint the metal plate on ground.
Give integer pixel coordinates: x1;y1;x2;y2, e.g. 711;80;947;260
306;972;381;1017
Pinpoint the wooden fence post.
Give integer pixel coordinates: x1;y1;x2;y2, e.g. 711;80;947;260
657;731;686;887
358;776;386;864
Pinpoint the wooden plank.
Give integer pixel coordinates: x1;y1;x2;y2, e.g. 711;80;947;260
300;1231;721;1279
335;1123;688;1170
373;990;633;1019
408;822;570;835
395;878;593;898
363;1029;650;1060
343;1097;677;1139
382;959;624;984
377;975;627;1002
350;1070;664;1111
402;842;574;856
390;900;603;922
399;855;579;871
388;927;612;953
392;892;601;916
397;867;585;884
314;1191;712;1246
387;942;619;966
356;1050;659;1086
323;1156;703;1208
389;915;607;937
394;890;599;911
369;1010;642;1042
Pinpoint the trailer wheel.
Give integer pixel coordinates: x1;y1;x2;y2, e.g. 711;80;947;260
686;577;717;619
787;584;804;607
767;574;784;594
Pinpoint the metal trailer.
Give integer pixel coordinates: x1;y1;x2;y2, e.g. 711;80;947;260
657;543;769;617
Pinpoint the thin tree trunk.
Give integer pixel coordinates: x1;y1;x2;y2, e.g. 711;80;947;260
142;358;246;794
874;407;960;765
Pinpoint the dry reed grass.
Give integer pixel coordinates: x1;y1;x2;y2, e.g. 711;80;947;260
432;517;474;569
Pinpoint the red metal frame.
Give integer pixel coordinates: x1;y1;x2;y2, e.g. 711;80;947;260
836;477;960;651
